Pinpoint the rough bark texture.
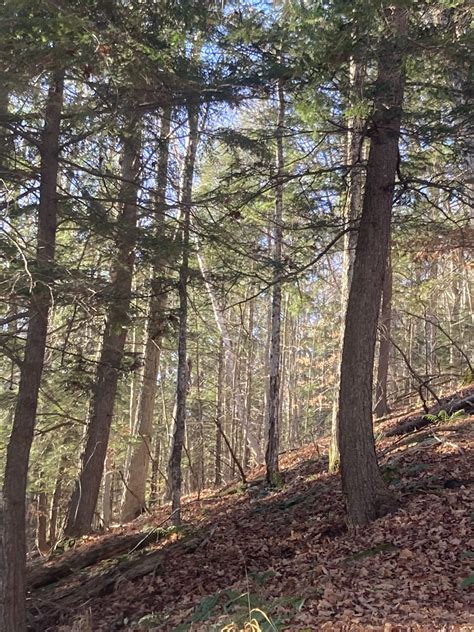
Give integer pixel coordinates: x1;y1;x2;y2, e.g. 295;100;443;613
385;385;474;436
2;71;64;632
328;59;366;472
375;254;393;418
27;530;160;590
265;79;285;484
29;533;204;631
338;6;407;527
167;106;199;525
36;489;49;555
214;339;224;486
121;109;172;523
64;115;142;537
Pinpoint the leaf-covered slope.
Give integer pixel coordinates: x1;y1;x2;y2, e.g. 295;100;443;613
32;415;473;632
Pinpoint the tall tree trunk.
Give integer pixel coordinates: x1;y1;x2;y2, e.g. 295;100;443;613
167;105;199;526
265;79;285;484
374;253;393;418
64;114;142;537
196;252;263;462
49;455;66;547
149;435;161;507
36;485;49;555
2;70;64;632
328;59;366;472
214;338;224;487
338;5;407;527
102;453;114;529
121;108;172;523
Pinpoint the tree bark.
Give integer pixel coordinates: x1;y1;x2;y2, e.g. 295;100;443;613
64;113;142;537
121;107;172;523
328;59;366;472
167;105;199;525
49;455;66;548
196;251;263;462
265;78;285;484
338;5;407;527
374;252;393;418
2;70;64;632
36;486;49;555
214;338;224;486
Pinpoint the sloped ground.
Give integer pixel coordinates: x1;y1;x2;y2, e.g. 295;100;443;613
33;410;473;632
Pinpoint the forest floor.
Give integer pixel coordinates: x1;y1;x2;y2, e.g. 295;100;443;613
30;394;474;632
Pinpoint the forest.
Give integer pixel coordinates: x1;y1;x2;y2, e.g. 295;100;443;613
0;0;472;630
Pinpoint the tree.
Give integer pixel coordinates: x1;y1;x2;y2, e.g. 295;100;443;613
64;113;143;537
120;107;172;523
338;4;407;527
2;69;64;631
167;104;199;525
374;251;393;418
265;78;285;484
328;59;366;472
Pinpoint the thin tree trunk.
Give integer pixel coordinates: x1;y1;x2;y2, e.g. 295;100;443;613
64;113;142;537
338;5;407;527
167;105;199;526
375;252;393;418
49;455;66;548
36;486;49;555
149;435;161;508
121;108;172;523
243;299;255;469
328;59;366;472
102;452;114;529
265;78;285;485
196;252;263;462
2;70;64;632
214;338;224;487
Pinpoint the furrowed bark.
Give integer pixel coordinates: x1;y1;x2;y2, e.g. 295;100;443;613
121;107;172;523
2;70;64;632
328;59;366;473
338;5;407;527
64;113;142;537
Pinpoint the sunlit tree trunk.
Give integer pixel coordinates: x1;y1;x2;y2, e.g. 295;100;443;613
214;338;224;487
197;252;263;462
167;105;199;525
328;59;366;472
339;5;407;527
375;253;393;418
64;113;142;537
266;78;285;484
121;108;172;523
2;70;64;632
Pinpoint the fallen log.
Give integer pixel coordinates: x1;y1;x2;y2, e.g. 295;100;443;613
384;387;474;437
28;532;204;631
27;529;160;590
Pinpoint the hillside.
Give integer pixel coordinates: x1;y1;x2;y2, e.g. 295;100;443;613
28;400;473;632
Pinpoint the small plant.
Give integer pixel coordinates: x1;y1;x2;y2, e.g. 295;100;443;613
425;408;465;424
